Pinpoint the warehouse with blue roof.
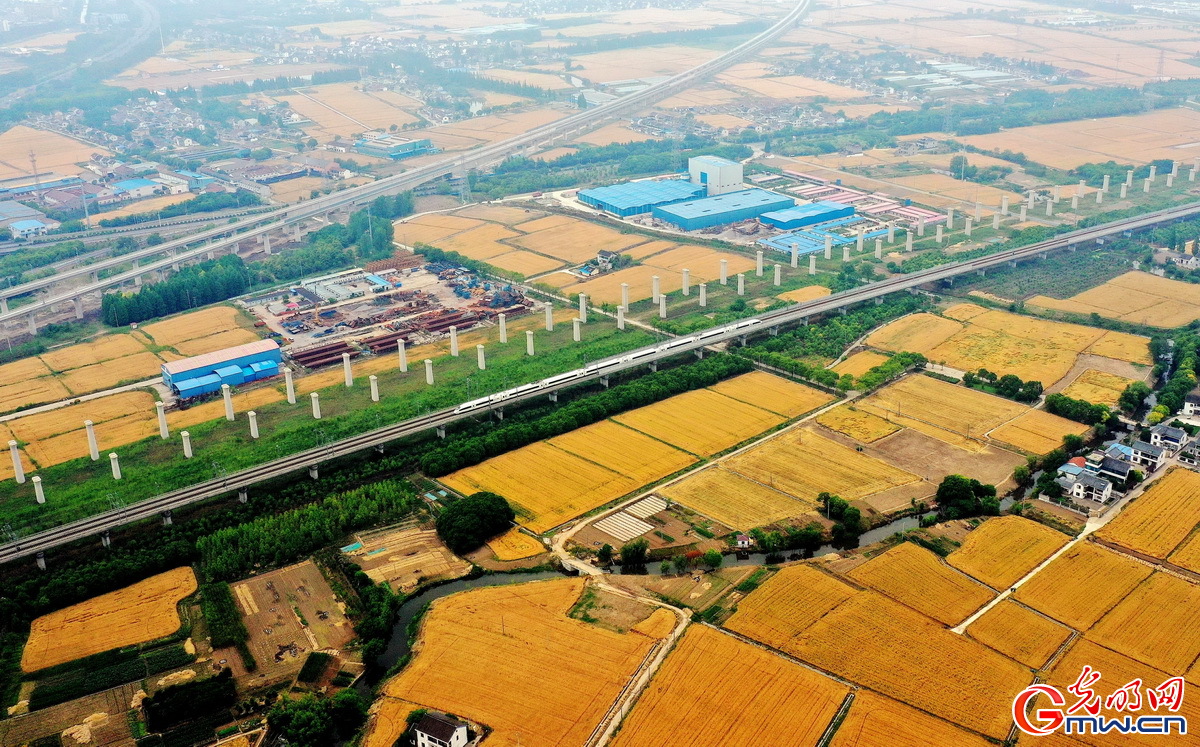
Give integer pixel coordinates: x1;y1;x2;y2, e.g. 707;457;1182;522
651;188;794;231
578;180;706;217
761;201;855;230
162;339;282;398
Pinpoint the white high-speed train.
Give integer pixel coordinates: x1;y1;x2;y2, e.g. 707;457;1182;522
453;318;762;414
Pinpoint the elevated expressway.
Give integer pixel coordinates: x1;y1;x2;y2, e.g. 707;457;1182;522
0;0;812;331
3;198;1198;564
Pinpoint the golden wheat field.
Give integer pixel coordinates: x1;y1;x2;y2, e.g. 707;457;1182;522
21;567;197;672
1061;369;1138;407
378;578;658;747
707;371;835;417
39;334;147;371
1097;469;1200;559
612;625;847;747
394;215;485;245
1088;572;1200;675
725;565;859;649
0;125;107;180
1166;529;1200;574
455;204;541;225
724;427;920;504
948;516;1071;590
513;219;646;263
140;306;249;346
168;385;284;430
816;405;901;443
859;375;1025;447
1030;271;1200;328
989;409;1089;455
777;285;832;304
60;351;166;393
846;542;994;626
549;420;697;485
830;690;993;747
1013;542;1154;630
832;351;890;378
542;264;681;305
967;600;1072;669
640;245;757;280
487;250;565;278
782;592;1032;739
173;328;260;357
613;388;784;456
363;698;422;747
865;313;962;354
0;377;72;415
0;356;53;387
658;465;811;529
440;441;641;534
435;223;521;260
487;528;547;561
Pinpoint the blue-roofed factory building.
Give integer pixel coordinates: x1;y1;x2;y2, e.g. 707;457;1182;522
162;339;282;399
761;201;855;230
651;188;794;231
578;180;706;217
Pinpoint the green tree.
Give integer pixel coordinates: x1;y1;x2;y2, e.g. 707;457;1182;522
672;554;690;574
702;549;723;569
268;695;335;747
1118;381;1151;413
935;474;999;519
1063;434;1084;452
1013;464;1032;486
620;538;649;567
597;544;614;565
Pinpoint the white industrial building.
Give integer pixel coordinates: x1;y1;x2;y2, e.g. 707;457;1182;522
689;155;744;196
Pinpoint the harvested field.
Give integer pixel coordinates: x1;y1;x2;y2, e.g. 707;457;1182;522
859;376;1025;450
622;240;676;260
725;427;920;505
486;250;565;277
141;306;249;346
173;328;260;357
706;371;834;418
225;560;354;681
659;465;812;529
394;215;484;245
718;63;866;101
1029;271;1200;328
1060;369;1137;407
100;193;193;220
989;409;1089;455
487;528;546;561
0;125;108;180
611;625;847;747
777;285;832;304
550;420;696;484
440;441;641;533
967;600;1072;669
948;516;1071;590
0;356;53;386
816;405;900;443
864;312;961;354
782;592;1032;739
344;525;470;593
1096;468;1200;559
39;335;146;371
435;223;521;260
614;389;784;457
574;123;657;146
21;567;196;672
455;205;541;225
379;578;659;747
514;220;647;264
1013;542;1154;630
725;565;859;651
1087;330;1153;366
832;351;889;378
846;542;993;626
830;690;993;747
60;351;166;392
1090;572;1200;674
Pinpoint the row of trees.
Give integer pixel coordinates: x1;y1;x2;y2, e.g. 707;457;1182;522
1154;332;1198;414
96;189;262;228
1045;392;1112;425
963;368;1043;403
855;351;927;392
100;255;251;326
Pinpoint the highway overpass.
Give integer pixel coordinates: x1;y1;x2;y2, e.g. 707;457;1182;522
3;196;1197;565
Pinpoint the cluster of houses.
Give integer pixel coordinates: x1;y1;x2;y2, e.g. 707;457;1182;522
1055;423;1191;508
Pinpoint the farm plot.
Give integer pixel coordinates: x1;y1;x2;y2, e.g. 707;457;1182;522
1088;572;1200;675
439;441;641;534
724;428;921;505
830;690;993;747
173;328;260;357
725;565;859;650
613;388;784;457
846;542;994;626
777;285;831;304
864;312;961;354
832;351;890;378
487;528;546;561
539;264;679;305
455;205;541;225
1029;271;1200;328
141;306;252;347
966;600;1072;669
706;370;835;417
60;351;166;393
487;250;565;278
1013;542;1154;630
0;357;53;387
816;405;900;443
225;560;354;681
21;567;196;672
379;578;659;747
0;377;72;415
781;592;1032;739
858;376;1026;449
948;516;1071;590
611;625;847;747
549;420;696;485
989;409;1088;455
1097;468;1200;559
363;698;422;747
435;223;524;261
11;392;157;466
1060;369;1138;407
39;334;147;371
639;245;757;279
0;125;108;180
394;215;485;245
343;525;471;593
658;465;813;529
512;219;647;264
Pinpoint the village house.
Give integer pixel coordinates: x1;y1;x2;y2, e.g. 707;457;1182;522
1149;423;1188;453
413;712;469;747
